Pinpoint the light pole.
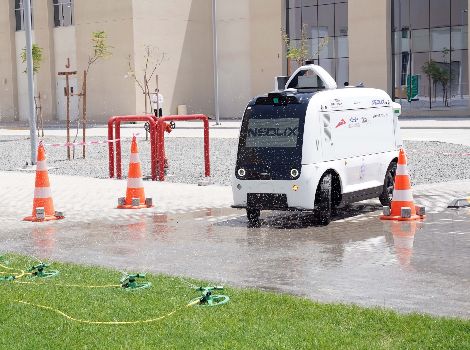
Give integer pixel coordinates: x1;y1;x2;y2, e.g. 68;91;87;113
24;0;38;165
212;0;220;125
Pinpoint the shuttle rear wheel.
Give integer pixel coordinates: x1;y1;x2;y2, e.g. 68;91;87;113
246;208;261;227
313;173;332;226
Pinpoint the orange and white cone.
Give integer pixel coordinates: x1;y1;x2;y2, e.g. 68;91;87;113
23;143;64;222
117;136;153;209
381;148;425;221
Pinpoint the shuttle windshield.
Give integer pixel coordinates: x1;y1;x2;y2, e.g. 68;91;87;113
236;98;308;174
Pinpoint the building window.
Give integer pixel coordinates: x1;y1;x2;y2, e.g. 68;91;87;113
392;0;468;111
53;0;74;27
286;0;349;86
15;0;33;31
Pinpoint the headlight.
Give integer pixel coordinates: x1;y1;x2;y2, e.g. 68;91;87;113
290;168;299;178
237;168;246;177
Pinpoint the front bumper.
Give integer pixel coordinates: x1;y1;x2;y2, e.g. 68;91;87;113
231;165;318;210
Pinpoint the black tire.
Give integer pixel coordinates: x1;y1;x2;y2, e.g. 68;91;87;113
246;208;261;228
379;161;397;206
313;174;332;226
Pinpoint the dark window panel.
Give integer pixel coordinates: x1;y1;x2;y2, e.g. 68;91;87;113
451;0;468;26
319;36;335;59
288;7;302;39
288;0;302;8
450;49;469;96
335;2;347;36
302;5;318;39
336;36;348;57
451;26;468;50
413;52;431;97
318;58;336;78
412;29;430;52
431;27;451;52
303;0;317;6
318;4;334;37
410;0;429;29
398;0;411;31
430;0;450;27
336;58;349;86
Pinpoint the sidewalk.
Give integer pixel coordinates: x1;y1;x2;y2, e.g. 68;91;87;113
0;171;233;230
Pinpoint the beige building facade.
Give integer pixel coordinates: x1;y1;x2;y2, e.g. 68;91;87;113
1;0;469;122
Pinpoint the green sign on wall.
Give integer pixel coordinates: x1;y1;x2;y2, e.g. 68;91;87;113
406;75;419;102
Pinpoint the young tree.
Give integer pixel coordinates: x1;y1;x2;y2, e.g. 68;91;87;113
21;44;44;136
126;46;166;115
21;44;43;74
422;60;440;101
73;31;112;158
281;25;329;72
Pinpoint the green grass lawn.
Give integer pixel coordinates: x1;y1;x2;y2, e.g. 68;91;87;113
0;254;468;350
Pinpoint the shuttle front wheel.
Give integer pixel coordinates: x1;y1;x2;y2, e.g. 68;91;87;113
246;208;261;227
313;173;332;226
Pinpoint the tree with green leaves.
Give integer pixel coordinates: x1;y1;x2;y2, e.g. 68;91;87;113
21;44;43;75
86;31;112;74
281;24;329;71
422;59;440;102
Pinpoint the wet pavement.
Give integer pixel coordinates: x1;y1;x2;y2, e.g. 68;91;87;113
1;202;469;319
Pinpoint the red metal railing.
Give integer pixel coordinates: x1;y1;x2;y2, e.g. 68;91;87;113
108;115;158;180
108;114;210;182
156;115;210;181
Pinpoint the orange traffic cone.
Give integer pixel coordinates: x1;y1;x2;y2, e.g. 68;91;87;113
381;148;425;221
117;136;153;209
23;143;64;222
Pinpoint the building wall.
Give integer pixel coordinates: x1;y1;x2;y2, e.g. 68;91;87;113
13;0;56;122
74;0;136;122
348;0;392;93
132;0;214;117
0;0;18;121
217;1;252;118
217;0;284;119
249;0;284;98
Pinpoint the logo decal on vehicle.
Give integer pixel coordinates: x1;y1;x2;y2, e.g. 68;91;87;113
336;118;346;128
331;99;343;108
247;127;298;137
373;113;387;118
348;117;360;128
372;99;390;106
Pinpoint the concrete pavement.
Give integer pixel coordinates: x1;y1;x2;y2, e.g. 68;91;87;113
0;170;469;318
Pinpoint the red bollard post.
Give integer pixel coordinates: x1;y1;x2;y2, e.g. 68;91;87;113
108;117;115;178
203;117;210;177
157;119;166;181
115;121;122;179
149;121;157;181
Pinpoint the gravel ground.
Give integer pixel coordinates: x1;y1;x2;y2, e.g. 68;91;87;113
0;136;469;186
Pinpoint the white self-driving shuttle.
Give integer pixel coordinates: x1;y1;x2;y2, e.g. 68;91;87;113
232;64;403;226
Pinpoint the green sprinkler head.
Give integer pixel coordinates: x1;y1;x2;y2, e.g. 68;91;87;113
0;275;16;282
120;273;151;290
191;286;230;307
28;262;58;278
